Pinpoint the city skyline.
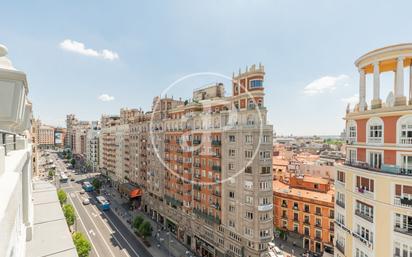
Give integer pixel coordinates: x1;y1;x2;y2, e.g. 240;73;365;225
3;0;412;135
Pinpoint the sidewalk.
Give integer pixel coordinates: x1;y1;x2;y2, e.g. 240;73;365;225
103;185;195;257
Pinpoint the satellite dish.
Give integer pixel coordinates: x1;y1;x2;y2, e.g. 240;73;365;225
386;91;395;107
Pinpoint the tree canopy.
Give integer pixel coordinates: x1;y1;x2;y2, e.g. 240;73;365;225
63;204;76;226
72;232;91;257
57;189;67;205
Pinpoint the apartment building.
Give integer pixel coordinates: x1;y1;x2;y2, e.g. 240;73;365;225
335;43;412;257
65;114;78;149
273;175;334;255
123;64;274;257
72;121;90;155
85;121;100;171
54;127;66;149
0;43;76;257
100;115;120;179
38;124;55;148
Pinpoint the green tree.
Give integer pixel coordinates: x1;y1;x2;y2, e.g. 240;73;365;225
63;204;76;226
138;221;152;238
48;169;55;178
70;158;76;167
57;189;67;205
132;215;144;231
72;232;91;257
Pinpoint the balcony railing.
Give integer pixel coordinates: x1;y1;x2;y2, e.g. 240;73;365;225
211;140;221;146
212;165;221;172
368;137;382;144
400;138;412;144
0;131;18;155
355;209;373;223
335;242;345;255
336;200;345;208
355;187;374;199
394;226;412;236
394;197;412;208
345;161;412;176
193;139;201;145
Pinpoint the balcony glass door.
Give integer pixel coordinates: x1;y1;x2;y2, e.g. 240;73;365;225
401;155;412;174
369;152;382;169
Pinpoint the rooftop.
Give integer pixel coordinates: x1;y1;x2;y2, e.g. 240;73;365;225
26;180;77;257
273;180;334;204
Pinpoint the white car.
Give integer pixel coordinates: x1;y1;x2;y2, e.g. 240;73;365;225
273;246;284;257
82;198;90;205
80;189;85;194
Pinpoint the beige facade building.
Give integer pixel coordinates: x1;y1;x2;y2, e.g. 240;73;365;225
116;64;274;257
38;124;54;148
335;44;412;257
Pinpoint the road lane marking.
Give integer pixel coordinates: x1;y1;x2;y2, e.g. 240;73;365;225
74;194;118;257
91;205;140;257
67;194;102;257
89;229;96;236
89;205;132;257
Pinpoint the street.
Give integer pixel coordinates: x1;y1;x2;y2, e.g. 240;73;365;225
49;151;153;257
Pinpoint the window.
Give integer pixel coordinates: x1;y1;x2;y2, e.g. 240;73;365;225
337;170;345;183
356;176;374;193
229;205;235;212
368;151;382;169
356;224;373;244
228;220;235;228
260;212;270;221
260;229;270;238
356;201;374;221
259;151;270;159
367;118;383;144
304;227;310;236
245;135;253;143
348;123;357;139
245;195;253;204
245;150;253;158
245;166;252;174
261;166;271;174
401;155;412;173
355;248;369;257
347;149;357;163
315;207;321;215
229;149;236;157
259;181;270;190
394;213;412;233
293;223;299;232
244;227;253;236
228;163;234;170
245;211;254;220
336;212;345;225
250;79;263;88
229;191;235;198
229;135;236;142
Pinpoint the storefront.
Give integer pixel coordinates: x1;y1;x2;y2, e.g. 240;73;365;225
119;182;142;208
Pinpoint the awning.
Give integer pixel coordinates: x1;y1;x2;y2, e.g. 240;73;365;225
119;183;142;198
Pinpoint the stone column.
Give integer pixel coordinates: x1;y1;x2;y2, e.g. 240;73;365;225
409;63;412;105
395;56;406;106
359;68;367;111
371;62;382;109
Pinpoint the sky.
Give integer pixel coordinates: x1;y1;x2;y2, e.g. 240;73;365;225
2;0;412;136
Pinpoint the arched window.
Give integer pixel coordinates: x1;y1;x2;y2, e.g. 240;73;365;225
397;115;412;144
346;120;357;143
366;117;384;144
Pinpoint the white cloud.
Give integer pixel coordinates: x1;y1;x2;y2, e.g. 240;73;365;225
303;74;350;95
98;94;115;102
341;94;358;106
59;39;119;60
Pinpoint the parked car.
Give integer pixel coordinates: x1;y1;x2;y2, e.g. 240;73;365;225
82;198;90;205
80;189;85;194
273;247;284;257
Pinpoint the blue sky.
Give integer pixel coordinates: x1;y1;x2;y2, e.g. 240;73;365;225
2;0;412;135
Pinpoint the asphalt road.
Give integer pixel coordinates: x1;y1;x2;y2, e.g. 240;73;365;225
49;152;153;257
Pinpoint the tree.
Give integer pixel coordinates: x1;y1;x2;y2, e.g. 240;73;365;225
138;221;152;238
70;158;76;167
57;189;67;205
72;232;91;257
48;169;55;178
132;215;144;231
92;178;102;193
63;204;76;226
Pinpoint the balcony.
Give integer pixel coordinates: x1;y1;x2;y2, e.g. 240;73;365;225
193;163;201;168
315;222;322;228
211;140;221;146
344;161;412;176
281;215;288;220
336;200;345;208
368;137;382;144
258;203;273;211
193;139;201;145
212;165;221;172
281;203;288;208
335;242;345;255
394;197;412;208
303;220;310;225
400;138;412;144
394;226;412;236
355;209;373;223
355;187;374;199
